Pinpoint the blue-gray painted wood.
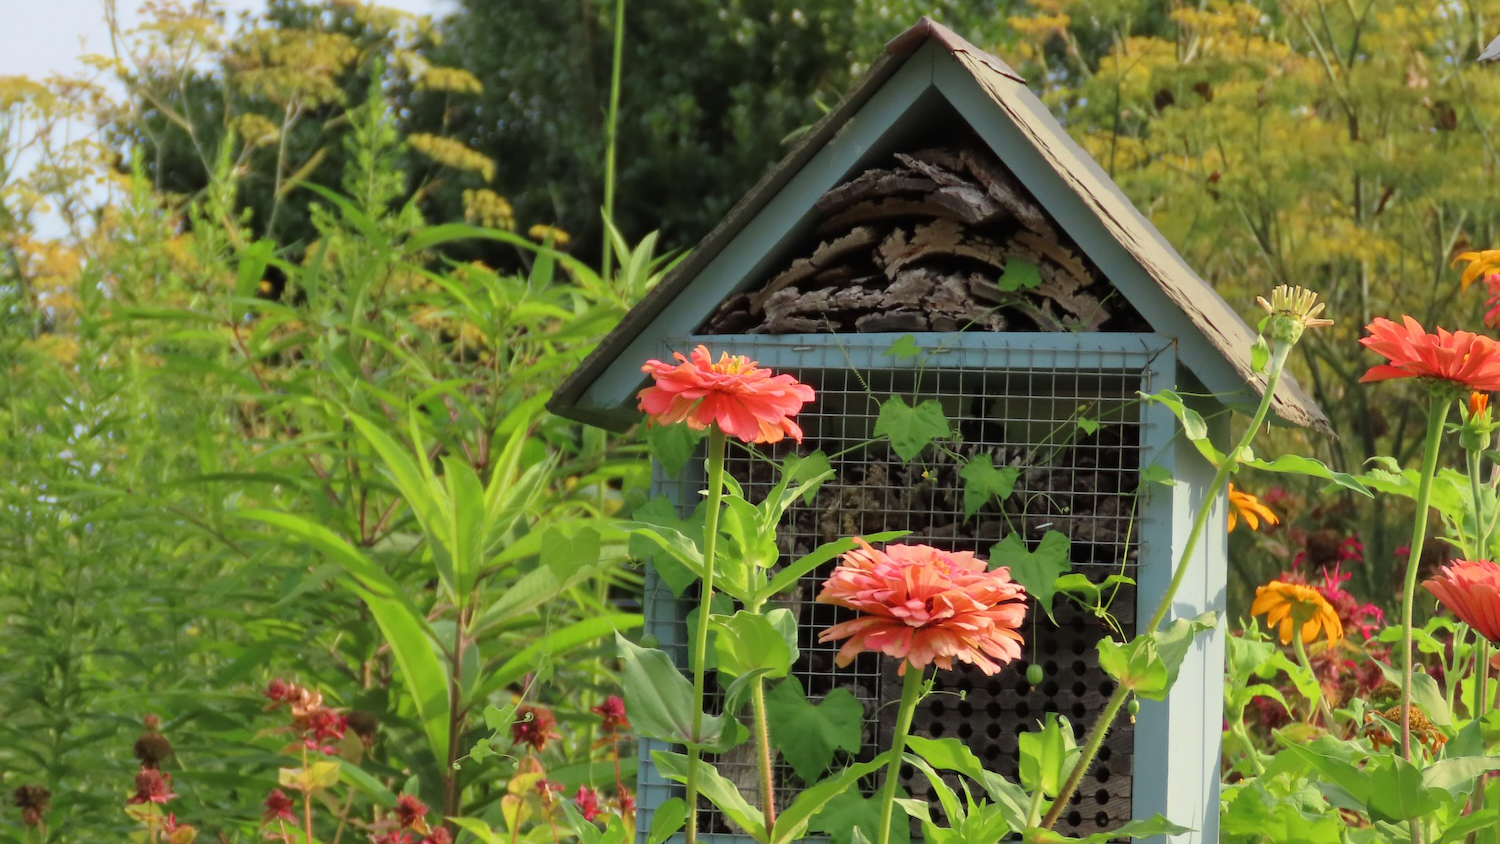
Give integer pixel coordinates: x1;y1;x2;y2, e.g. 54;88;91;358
1132;345;1224;844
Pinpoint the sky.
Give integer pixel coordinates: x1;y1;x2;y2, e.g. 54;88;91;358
0;0;448;83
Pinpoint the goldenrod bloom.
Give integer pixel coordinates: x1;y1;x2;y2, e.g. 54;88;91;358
1251;581;1344;646
1228;483;1279;532
1452;250;1500;291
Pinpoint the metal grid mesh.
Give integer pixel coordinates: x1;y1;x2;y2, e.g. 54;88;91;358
645;348;1145;839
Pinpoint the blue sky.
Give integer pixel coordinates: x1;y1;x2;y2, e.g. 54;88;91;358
1;0;447;83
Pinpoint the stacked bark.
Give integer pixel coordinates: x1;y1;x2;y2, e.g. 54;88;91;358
701;140;1148;335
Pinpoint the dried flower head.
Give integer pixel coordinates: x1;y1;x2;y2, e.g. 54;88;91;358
1227;483;1279;532
1251;580;1344;646
13;784;50;828
1257;284;1333;345
1366;703;1447;752
134;732;174;769
638;346;815;444
816;539;1028;676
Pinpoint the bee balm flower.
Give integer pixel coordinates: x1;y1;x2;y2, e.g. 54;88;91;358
638;346;814;444
816;539;1027;676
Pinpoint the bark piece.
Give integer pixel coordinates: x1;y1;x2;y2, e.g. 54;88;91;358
815;168;938;214
751;226;879;313
960;146;1057;238
877;219;1008;278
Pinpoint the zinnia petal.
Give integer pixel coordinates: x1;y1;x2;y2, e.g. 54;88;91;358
637;346;815;444
1424;560;1500;643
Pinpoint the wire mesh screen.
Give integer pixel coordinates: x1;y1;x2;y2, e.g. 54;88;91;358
645;347;1147;840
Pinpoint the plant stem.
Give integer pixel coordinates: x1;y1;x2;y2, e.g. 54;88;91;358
1466;445;1492;844
1229;721;1266;776
877;667;925;844
601;0;625;282
1043;345;1291;830
1400;399;1450;761
684;427;728;844
749;676;777;832
1292;634;1337;729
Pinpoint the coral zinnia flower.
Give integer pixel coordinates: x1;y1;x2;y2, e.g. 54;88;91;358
1358;316;1500;392
815;539;1027;676
1453;249;1500;291
1422;560;1500;643
638;346;815;444
1227;483;1279;532
1251;581;1344;646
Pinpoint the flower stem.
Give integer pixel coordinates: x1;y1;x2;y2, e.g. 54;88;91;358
1229;721;1266;776
684;427;728;844
749;676;777;833
1043;344;1291;830
877;668;925;844
1292;634;1337;730
1400;399;1450;762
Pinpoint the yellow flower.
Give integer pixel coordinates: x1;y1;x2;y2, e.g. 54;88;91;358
1255;284;1334;330
1452;250;1500;291
1251;581;1344;646
1227;483;1279;532
527;224;571;247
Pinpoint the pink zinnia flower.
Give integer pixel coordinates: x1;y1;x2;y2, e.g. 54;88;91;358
1359;316;1500;392
1423;560;1500;643
815;539;1027;675
638;346;815;444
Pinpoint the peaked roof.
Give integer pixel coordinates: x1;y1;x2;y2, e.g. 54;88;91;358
548;17;1331;435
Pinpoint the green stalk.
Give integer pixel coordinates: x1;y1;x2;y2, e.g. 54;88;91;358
1399;399;1450;761
749;677;777;833
1467;447;1494;844
684;427;728;844
877;668;925;844
1043;344;1291;830
1229;720;1266;777
1292;634;1337;730
601;0;625;282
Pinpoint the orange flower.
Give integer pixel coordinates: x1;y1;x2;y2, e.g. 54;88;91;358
1228;483;1279;532
815;539;1027;676
1423;560;1500;643
1471;391;1491;420
1452;249;1500;291
1251;581;1344;646
637;346;815;444
1359;316;1500;392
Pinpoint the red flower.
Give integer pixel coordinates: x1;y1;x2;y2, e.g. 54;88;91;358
1359;316;1500;392
617;788;636;816
396;794;429;828
262;789;296;825
1423;560;1500;643
265;679;291;702
816;539;1028;676
575;786;601;822
590;696;629;734
638;346;815;444
511;705;560;752
127;768;177;805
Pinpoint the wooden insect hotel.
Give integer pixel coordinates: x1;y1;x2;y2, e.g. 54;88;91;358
549;18;1328;844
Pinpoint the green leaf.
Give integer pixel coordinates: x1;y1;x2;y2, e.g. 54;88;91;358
1022;815;1192;842
991;532;1071;625
1220;783;1343;843
766;678;864;783
1140;464;1176;486
759;531;909;604
960;454;1018;520
806;780;905;844
997;259;1042;291
772;756;891;844
646;423;704;478
1241;453;1371;498
874;396;952;462
1018;714;1078;798
615;634;740;749
904;735;1031;828
647;798;687;844
883;334;923;360
1097;613;1216;700
450;818;506;844
652;750;766;840
628;497;702;598
480;613;642;699
236;509;450;765
1250;336;1270;374
712;609;797;680
1139;390;1223;466
1365;756;1443;822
